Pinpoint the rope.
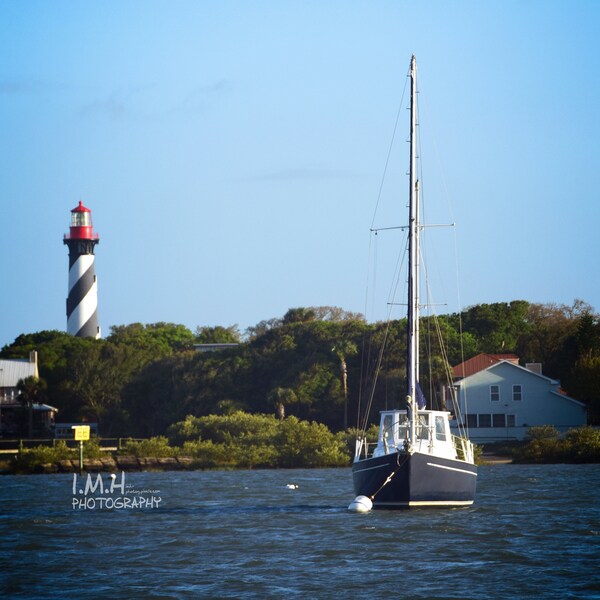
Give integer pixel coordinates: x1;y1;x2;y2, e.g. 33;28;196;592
369;451;409;501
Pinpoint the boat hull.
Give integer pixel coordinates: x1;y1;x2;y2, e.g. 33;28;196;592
352;450;477;509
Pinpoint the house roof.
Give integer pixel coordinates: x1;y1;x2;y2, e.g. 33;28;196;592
452;353;519;379
455;358;560;387
0;401;58;412
193;343;239;352
549;389;586;408
0;358;38;387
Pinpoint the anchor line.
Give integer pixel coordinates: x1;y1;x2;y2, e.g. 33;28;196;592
370;452;409;501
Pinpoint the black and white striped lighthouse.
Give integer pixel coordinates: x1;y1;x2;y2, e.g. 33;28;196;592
63;201;100;338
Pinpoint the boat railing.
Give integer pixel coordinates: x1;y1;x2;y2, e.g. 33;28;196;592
354;438;378;460
452;434;475;463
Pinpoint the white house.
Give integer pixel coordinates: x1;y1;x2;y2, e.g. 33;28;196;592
450;355;587;442
0;352;58;437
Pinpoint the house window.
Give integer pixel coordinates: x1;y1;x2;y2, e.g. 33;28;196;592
513;385;522;401
490;385;500;401
493;413;505;428
466;414;477;428
479;414;492;428
507;414;516;427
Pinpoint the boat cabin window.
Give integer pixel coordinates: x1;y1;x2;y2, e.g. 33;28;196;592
435;416;447;441
382;414;394;444
416;414;429;440
397;413;409;443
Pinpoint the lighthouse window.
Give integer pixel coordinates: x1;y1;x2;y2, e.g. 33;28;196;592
72;212;90;227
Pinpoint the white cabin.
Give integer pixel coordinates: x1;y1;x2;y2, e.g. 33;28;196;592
371;409;460;461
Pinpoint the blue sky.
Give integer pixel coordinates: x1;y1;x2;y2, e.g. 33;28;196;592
1;0;599;348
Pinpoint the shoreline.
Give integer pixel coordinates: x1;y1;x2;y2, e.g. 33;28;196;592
1;455;200;475
2;453;518;475
479;454;514;465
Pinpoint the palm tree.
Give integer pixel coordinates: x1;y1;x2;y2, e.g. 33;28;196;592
268;387;297;421
332;340;358;430
17;376;48;438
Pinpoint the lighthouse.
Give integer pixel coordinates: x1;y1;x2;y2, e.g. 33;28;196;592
63;201;101;338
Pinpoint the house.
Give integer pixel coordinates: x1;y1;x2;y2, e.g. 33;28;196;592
450;354;587;442
0;351;39;399
0;352;58;437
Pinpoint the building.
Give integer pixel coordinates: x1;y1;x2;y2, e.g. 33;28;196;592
450;354;587;442
0;352;58;437
193;343;240;352
63;200;101;338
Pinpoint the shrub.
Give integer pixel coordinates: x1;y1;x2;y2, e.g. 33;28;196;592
121;436;178;458
276;416;350;468
181;439;237;468
563;427;600;462
13;440;73;471
525;425;560;441
170;412;351;468
515;426;600;463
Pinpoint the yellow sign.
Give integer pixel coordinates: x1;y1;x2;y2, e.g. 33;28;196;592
72;425;90;441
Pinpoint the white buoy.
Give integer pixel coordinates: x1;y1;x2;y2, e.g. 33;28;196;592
348;495;373;513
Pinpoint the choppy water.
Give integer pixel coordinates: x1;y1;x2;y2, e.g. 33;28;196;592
1;465;599;599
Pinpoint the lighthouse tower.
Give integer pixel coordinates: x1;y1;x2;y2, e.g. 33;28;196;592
63;201;101;338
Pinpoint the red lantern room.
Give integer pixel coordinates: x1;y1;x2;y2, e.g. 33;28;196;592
66;201;98;240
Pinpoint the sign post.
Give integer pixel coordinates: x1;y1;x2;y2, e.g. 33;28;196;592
72;425;90;475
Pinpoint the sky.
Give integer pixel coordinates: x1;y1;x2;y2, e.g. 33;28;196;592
1;0;599;348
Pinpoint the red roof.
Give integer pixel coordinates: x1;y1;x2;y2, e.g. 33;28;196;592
71;200;91;213
452;353;519;379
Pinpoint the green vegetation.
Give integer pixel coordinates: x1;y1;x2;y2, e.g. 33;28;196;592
1;300;599;443
513;426;600;463
120;436;179;458
6;420;599;474
168;412;349;468
12;439;104;473
7;413;351;472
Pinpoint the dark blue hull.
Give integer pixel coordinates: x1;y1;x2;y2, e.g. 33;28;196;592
352;451;477;509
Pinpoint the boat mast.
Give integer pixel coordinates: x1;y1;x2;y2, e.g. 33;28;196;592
407;55;419;443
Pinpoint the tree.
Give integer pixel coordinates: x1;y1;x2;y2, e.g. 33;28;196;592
282;307;316;324
108;322;195;355
267;387;298;420
195;325;241;344
460;301;530;353
309;306;365;322
61;341;160;435
245;318;282;340
517;301;588;381
575;311;600;360
560;311;600;423
332;340;358;429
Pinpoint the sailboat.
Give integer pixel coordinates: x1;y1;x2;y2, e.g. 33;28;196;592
350;56;477;511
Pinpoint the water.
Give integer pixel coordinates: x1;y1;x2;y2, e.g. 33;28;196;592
1;465;599;599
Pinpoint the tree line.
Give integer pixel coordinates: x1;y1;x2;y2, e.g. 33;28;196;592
2;299;598;438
